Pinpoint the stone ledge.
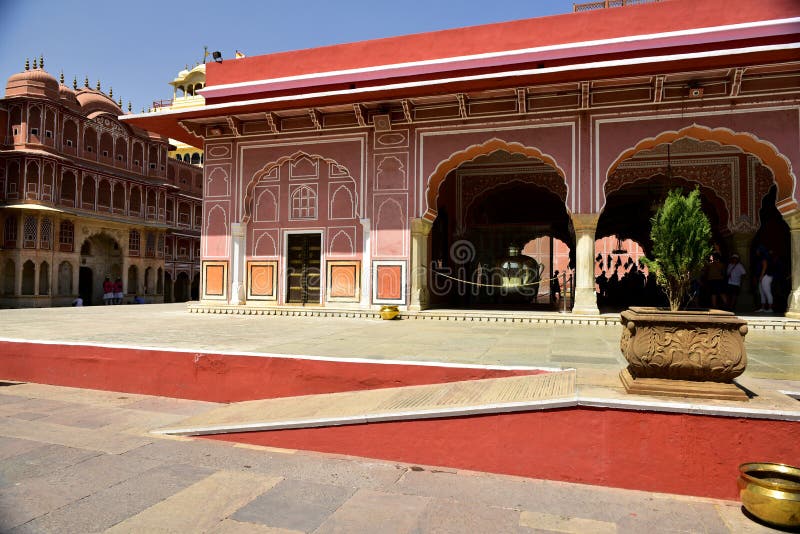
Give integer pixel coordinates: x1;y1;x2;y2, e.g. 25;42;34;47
186;303;800;330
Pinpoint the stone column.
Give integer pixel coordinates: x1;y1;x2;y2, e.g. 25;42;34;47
409;217;433;311
359;218;371;308
728;230;756;313
785;212;800;319
230;222;246;305
570;212;600;315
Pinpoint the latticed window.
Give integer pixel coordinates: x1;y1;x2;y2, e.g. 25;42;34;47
59;220;74;251
129;229;140;255
23;216;37;248
145;232;156;257
4;216;17;248
157;234;165;258
291;186;316;219
39;218;52;249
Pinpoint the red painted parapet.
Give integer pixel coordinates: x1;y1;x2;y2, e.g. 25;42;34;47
206;407;798;500
0;340;543;403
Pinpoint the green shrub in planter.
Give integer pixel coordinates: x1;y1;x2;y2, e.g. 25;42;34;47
641;188;712;311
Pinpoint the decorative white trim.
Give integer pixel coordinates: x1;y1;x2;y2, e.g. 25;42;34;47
198;18;800;94
122;42;800;123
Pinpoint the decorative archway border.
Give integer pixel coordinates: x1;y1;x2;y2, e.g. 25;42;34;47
423;139;568;222
242;151;356;224
604;125;798;214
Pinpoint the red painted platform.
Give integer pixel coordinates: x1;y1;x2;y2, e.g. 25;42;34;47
205;407;798;501
0;340;542;403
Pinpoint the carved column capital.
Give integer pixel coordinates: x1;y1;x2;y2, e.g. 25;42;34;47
783;210;800;232
570;212;600;233
411;217;433;236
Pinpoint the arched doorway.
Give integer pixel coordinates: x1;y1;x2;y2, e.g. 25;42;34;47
428;150;574;310
164;271;173;302
600;137;791;314
79;233;122;305
174;272;190;302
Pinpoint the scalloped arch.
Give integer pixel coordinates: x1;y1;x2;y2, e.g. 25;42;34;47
604;125;797;214
423;139;567;222
243;151;356;223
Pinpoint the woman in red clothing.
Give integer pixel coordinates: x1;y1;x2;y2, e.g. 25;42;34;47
102;277;114;305
113;278;123;305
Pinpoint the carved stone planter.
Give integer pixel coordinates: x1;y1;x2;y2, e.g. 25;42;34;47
619;306;748;401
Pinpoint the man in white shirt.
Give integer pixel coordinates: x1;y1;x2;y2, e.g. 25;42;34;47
726;253;746;311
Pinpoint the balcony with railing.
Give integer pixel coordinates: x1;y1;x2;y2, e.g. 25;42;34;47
574;0;661;11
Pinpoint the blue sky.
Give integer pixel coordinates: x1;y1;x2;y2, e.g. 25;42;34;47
0;1;577;112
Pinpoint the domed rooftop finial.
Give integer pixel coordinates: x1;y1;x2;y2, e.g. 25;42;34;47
24;58;30;71
96;80;101;91
128;101;132;112
73;76;78;89
39;55;44;70
109;86;113;98
84;76;89;88
32;58;38;69
59;71;64;84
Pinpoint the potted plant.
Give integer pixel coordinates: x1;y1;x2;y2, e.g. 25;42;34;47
619;188;749;401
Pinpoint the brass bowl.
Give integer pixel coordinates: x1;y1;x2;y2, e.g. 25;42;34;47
379;305;400;320
738;462;800;528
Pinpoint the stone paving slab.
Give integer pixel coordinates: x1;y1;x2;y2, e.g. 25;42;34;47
155;371;577;436
0;382;783;533
1;303;798;381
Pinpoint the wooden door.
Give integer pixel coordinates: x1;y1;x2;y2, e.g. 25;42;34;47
286;234;321;304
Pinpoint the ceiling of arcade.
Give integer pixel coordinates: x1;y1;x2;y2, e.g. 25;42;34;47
181;62;800;138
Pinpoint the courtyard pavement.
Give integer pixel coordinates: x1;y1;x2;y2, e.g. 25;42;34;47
0;381;783;533
0;303;798;380
0;303;797;532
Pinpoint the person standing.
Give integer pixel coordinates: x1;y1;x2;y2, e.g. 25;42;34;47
704;252;726;309
725;253;746;311
755;247;774;313
113;278;123;305
102;277;113;305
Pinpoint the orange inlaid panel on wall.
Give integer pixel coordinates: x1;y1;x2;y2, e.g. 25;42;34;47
202;261;228;300
248;261;277;300
205;264;225;296
376;265;402;300
327;261;360;302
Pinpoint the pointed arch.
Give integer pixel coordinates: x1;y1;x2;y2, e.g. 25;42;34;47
253;231;278;257
604;125;797;214
330;184;355;219
424;138;567;221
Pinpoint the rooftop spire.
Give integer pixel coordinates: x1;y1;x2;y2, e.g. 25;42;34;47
84;76;89;88
73;76;78;89
96;79;100;91
109;86;113;98
128;101;132;112
39;54;44;70
24;58;30;71
32;58;38;69
59;71;65;84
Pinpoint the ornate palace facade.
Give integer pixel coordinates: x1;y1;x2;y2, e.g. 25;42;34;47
125;0;800;316
0;65;202;307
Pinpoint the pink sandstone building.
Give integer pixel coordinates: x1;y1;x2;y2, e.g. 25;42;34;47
124;0;800;316
0;64;202;307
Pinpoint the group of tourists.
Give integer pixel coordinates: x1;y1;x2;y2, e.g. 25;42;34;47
700;247;787;314
102;277;124;305
700;252;746;311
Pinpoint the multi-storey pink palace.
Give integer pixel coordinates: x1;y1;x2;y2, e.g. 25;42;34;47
125;0;800;317
0;63;203;307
